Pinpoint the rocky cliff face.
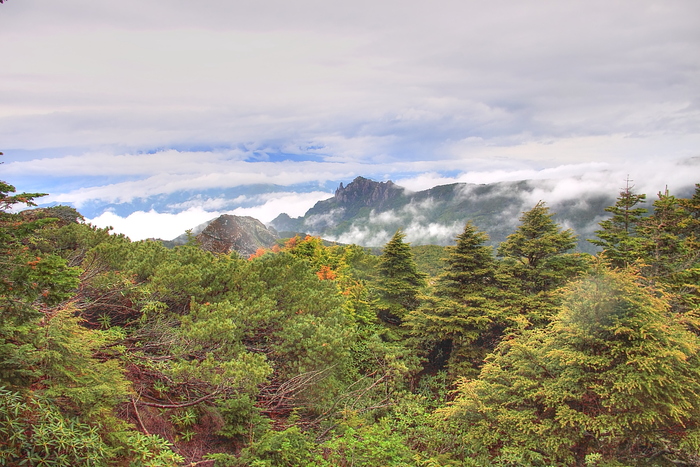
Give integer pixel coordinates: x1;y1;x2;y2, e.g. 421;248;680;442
196;215;279;257
334;176;403;208
271;177;406;233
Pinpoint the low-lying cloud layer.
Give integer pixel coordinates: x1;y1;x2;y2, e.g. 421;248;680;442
88;190;332;241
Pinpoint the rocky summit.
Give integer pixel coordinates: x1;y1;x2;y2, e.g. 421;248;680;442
195;214;279;257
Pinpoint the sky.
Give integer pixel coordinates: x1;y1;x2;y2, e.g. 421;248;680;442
1;0;699;241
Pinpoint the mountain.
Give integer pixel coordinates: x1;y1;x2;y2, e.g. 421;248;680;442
167;214;280;257
271;176;616;252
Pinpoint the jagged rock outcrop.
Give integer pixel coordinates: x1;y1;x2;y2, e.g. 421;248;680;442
334;177;403;208
195;215;280;257
271;177;406;233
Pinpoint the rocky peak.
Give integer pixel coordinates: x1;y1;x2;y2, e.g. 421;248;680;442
196;214;279;257
334;176;400;207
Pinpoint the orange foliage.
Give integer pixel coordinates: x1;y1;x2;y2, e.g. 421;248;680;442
248;248;267;260
316;265;337;281
284;236;299;249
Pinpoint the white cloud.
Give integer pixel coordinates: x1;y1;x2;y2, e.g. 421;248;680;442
2;1;698;159
87;208;221;241
233;191;331;224
85;191;331;241
326;225;393;248
304;208;346;231
369;210;401;225
401;198;438;219
398;155;699;199
404;221;463;245
3;150;245;177
168;196;243;212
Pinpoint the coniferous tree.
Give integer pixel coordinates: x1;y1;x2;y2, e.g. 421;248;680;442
635;186;700;314
406;222;501;376
590;178;647;268
680;183;700;232
376;229;426;324
0;180;81;386
444;267;700;466
497;201;589;326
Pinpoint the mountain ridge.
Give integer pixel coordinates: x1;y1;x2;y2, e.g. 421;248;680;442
271;176;615;252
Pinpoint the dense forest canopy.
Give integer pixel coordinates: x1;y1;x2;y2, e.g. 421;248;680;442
1;172;700;466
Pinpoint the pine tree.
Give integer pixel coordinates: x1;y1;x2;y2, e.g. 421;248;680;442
444;267;700;466
590;178;647;268
405;222;501;376
376;230;426;324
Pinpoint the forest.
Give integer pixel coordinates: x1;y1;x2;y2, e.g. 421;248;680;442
1;175;700;467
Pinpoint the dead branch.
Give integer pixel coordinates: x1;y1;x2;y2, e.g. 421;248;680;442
137;390;221;409
131;397;149;434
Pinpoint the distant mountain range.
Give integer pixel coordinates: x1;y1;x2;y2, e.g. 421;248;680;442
270;176;617;253
162;176;695;256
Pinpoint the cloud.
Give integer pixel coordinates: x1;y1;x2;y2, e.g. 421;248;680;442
368;210;401;225
167;196;243;212
326;225;393;248
399;156;699;197
232;191;331;224
67;152;699;243
304;209;346;231
85;190;331;241
403;220;463;245
401;198;439;219
88;207;220;241
2;149;246;177
325;216;463;248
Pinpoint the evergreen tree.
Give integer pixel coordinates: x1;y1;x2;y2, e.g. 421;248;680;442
406;222;501;376
590;178;647;268
497;201;589;326
635;186;700;314
444;267;700;466
0;180;81;386
680;183;700;232
376;229;426;324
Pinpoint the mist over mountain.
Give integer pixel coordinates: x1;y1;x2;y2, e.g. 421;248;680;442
270;176;695;252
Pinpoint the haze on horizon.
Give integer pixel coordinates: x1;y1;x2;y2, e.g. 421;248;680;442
1;0;699;241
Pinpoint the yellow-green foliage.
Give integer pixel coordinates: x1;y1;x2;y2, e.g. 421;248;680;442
444;267;700;466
